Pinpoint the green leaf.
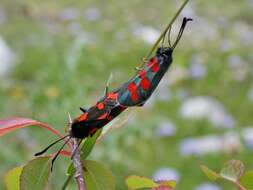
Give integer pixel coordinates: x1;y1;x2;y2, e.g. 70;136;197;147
82;160;115;190
126;175;158;189
201;165;220;181
220;160;244;182
20;156;51;190
66;129;102;175
4;166;23;190
240;171;253;190
80;129;102;160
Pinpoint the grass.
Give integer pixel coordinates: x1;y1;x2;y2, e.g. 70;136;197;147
0;0;252;189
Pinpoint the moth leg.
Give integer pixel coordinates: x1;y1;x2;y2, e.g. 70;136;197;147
137;102;145;107
135;67;142;71
80;107;87;113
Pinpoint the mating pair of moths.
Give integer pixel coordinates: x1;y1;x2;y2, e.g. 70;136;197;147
35;17;192;169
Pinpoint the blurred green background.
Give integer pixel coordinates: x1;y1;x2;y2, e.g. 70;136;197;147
0;0;252;189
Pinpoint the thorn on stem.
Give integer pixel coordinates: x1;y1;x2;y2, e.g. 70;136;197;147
68;112;72;124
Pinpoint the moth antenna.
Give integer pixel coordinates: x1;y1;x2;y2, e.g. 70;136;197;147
51;137;71;171
34;135;70;156
167;26;172;47
161;33;166;48
171;17;193;50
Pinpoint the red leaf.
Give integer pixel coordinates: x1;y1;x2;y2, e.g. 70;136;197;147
0;117;72;157
0;117;63;138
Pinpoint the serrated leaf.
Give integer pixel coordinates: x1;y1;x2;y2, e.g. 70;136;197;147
201;165;220;181
20;156;51;190
4;166;23;190
82;160;115;190
0;117;62;138
66;129;102;175
126;175;158;189
240;171;253;190
220;160;244;182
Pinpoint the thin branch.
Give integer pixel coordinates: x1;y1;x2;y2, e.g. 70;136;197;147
72;138;87;190
138;0;190;68
235;181;247;190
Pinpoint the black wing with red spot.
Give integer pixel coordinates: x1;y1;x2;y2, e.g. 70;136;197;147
70;92;126;139
117;48;173;106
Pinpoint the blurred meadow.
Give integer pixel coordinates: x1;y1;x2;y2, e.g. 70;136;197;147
0;0;253;189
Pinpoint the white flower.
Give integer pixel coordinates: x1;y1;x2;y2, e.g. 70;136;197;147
133;25;160;44
180;133;241;156
195;183;221;190
242;127;253;150
0;36;15;77
157;120;177;137
59;8;80;21
228;55;244;69
153;167;180;181
84;7;101;22
180;136;221;156
180;96;235;128
189;62;206;79
220;39;234;52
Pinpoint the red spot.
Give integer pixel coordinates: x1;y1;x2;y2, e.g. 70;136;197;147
98;113;108;120
146;57;160;72
90;128;97;134
138;70;146;78
128;82;138;102
151;61;160;72
147;57;157;67
107;92;118;100
97;102;105;110
77;112;88;122
107;115;113;120
138;69;150;90
140;78;151;90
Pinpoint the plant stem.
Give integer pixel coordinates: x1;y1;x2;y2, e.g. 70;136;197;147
72;138;87;190
139;0;190;68
235;181;247;190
